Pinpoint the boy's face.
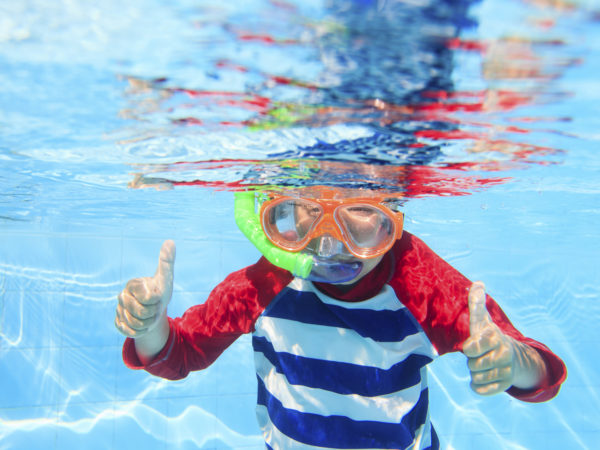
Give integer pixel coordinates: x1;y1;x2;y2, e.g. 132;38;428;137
258;191;403;284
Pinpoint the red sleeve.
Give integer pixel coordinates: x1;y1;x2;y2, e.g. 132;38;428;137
122;257;293;380
388;232;567;403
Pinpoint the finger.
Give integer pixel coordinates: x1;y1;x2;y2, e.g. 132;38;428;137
470;366;513;386
154;240;176;289
125;278;160;305
115;317;147;338
125;308;155;331
468;281;491;335
116;303;151;332
124;306;157;331
119;290;160;320
115;311;145;338
115;315;134;337
462;327;500;358
470;378;512;396
131;302;160;321
467;345;512;372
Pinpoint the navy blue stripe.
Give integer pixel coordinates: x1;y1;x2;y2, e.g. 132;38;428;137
257;376;430;449
253;335;432;397
264;287;420;342
425;425;440;450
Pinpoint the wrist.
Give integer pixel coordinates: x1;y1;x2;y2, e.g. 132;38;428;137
511;339;547;390
134;312;170;365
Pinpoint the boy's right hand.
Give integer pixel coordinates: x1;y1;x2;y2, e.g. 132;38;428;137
115;240;176;338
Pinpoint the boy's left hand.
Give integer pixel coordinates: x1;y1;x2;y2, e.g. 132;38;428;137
462;281;521;395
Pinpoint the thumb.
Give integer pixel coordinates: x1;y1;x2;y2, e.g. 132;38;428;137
154;240;176;293
468;281;491;335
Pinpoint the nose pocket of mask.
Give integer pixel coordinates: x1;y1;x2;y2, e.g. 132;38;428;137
314;234;344;258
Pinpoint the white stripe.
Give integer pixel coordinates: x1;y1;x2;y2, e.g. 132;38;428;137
254;315;435;370
255;351;425;423
290;278;407;311
409;368;432;450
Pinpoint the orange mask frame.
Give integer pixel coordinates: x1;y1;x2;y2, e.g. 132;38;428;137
260;194;404;259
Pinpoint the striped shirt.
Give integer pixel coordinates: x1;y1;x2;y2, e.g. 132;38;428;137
253;278;438;449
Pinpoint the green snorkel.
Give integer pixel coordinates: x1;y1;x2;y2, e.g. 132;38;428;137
234;191;313;278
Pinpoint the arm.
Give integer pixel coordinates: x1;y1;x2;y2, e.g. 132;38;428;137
118;248;293;380
389;232;566;402
115;240;175;364
462;281;547;394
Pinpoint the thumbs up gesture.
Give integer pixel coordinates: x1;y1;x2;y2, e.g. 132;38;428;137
462;281;546;395
115;240;176;339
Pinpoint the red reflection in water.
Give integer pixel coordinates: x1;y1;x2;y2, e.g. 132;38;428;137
118;0;584;198
127;158;511;200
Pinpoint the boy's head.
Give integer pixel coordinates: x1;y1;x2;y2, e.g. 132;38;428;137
236;186;404;284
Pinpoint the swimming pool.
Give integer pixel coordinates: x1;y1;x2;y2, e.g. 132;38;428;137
1;0;599;448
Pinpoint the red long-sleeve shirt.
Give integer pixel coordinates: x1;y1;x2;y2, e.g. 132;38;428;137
124;231;566;403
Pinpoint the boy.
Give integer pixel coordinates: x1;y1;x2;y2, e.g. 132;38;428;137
116;188;566;449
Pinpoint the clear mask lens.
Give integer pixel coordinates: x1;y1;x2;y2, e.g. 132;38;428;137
335;204;395;256
265;199;322;248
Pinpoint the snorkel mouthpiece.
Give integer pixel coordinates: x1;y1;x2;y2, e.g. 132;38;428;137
307;256;363;283
234;191;362;283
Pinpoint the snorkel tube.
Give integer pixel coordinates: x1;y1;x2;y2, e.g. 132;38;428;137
234;191;362;283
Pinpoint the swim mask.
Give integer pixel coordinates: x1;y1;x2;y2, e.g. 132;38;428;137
234;188;404;283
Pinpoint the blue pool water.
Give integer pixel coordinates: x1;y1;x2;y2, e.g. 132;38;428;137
1;0;599;448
